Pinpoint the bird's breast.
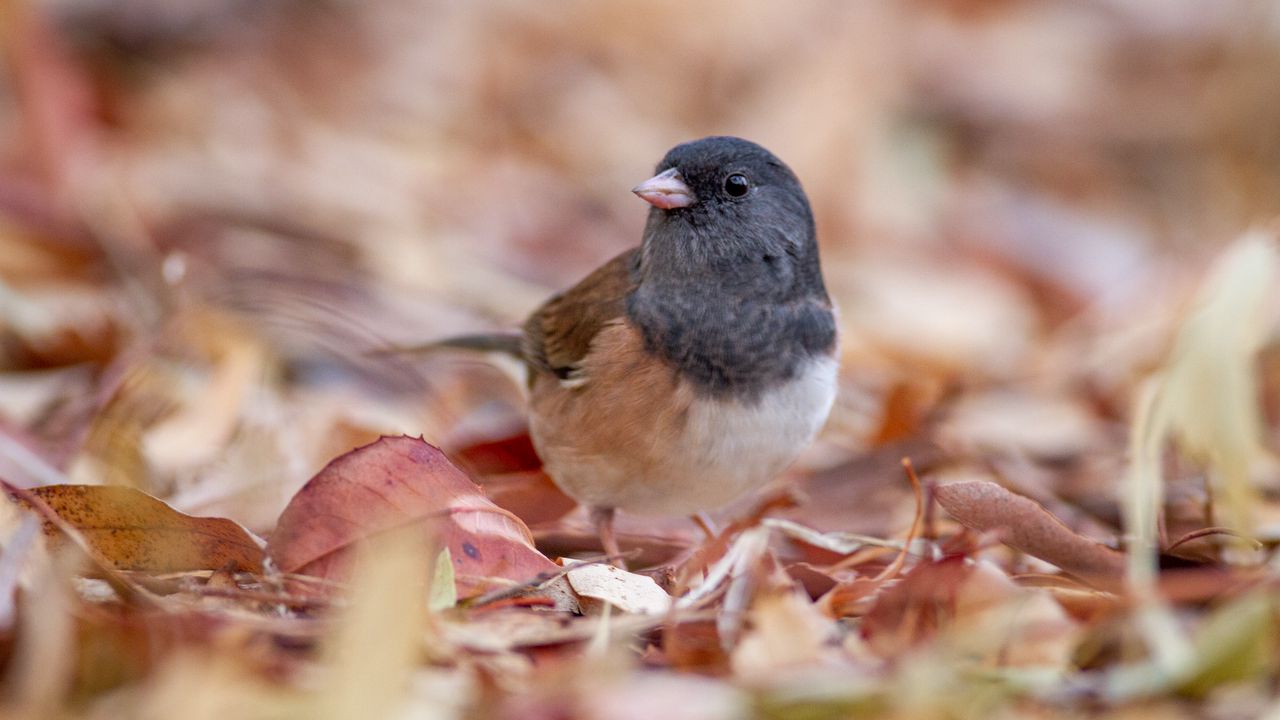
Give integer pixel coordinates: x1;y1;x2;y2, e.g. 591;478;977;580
665;353;838;511
528;319;838;515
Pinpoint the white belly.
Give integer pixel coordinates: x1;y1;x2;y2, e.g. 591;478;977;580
538;355;838;516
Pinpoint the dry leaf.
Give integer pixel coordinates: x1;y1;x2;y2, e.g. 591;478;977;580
938;390;1100;460
451;432;577;526
934;480;1124;590
860;555;971;657
731;591;840;679
267;435;556;598
11;484;264;573
563;560;671;615
1125;230;1279;593
313;526;430;720
950;560;1080;668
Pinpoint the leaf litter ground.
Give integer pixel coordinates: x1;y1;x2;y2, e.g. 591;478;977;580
4;3;1280;719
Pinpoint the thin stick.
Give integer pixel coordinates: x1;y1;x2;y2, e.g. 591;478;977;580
870;458;926;583
1165;526;1261;553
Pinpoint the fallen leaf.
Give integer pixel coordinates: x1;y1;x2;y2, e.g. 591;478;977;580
731;591;840;679
451;431;542;475
860;554;971;656
267;435;556;598
660;619;732;676
938;390;1101;460
313;525;429;720
579;671;748;720
1178;590;1275;697
564;560;671;615
451;432;577;526
950;560;1080;668
9;484;264;573
934;480;1125;590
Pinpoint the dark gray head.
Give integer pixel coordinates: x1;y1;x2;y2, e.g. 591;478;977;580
626;137;836;398
631;136;827;303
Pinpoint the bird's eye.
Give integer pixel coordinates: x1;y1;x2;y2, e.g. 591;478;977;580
723;173;750;197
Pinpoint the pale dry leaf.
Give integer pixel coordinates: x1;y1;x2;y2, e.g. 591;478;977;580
0;514;40;629
581;671;748;720
840;256;1036;376
4;543;77;718
563;560;671;615
938;390;1100;460
731;591;840;679
763;517;902;554
678;524;771;609
143;330;264;474
1115;232;1279;681
950;560;1080;669
314;526;430;720
1131;230;1278;548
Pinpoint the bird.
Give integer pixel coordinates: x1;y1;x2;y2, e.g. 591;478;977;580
424;136;838;565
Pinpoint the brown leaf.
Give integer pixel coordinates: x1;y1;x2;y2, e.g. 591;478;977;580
862;556;1081;667
267;435;556;598
659;619;732;676
860;555;972;656
12;484;264;573
475;470;577;527
934;480;1124;590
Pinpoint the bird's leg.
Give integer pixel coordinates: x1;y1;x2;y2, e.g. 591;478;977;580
591;505;624;568
691;512;719;540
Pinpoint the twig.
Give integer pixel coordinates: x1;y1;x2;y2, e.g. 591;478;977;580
871;458;925;582
1165;526;1262;553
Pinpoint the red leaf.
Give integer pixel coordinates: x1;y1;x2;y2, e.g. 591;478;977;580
475;470;577;527
267;436;556;598
860;555;972;655
451;431;577;526
452;432;543;474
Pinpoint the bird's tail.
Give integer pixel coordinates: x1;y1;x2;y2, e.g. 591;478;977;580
369;333;525;360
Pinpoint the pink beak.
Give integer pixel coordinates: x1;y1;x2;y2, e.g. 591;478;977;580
632;168;695;209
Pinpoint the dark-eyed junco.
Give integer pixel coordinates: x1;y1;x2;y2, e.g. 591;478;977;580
431;137;837;563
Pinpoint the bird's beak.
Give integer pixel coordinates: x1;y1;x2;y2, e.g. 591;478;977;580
632;168;694;209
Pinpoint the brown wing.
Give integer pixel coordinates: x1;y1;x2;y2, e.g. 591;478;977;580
522;248;639;381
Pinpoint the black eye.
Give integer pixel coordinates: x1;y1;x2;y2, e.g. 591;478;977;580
723;173;750;197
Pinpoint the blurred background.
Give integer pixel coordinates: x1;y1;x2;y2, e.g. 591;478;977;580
2;0;1280;539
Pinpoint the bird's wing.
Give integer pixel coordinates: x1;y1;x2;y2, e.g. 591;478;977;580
522;248;639;382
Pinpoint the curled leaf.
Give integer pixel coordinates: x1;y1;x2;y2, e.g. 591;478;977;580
934;480;1124;590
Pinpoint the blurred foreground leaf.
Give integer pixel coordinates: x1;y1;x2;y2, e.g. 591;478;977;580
1179;590;1275;697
